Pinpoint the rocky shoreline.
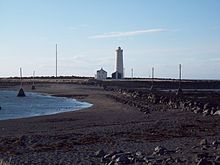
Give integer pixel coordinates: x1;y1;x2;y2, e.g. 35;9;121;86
105;87;220;117
0;83;220;164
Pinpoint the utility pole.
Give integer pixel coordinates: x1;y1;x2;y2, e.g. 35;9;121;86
17;67;26;97
179;64;182;88
131;68;133;78
177;64;183;96
32;70;36;90
56;44;58;77
150;67;155;91
20;67;23;88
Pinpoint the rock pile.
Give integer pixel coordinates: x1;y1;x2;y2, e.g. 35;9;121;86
106;87;220;117
95;138;220;164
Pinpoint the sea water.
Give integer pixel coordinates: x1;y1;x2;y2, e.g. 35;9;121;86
0;90;92;121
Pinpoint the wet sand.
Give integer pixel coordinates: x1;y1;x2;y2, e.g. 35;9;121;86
0;83;220;164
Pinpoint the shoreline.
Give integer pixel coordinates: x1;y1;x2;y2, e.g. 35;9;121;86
0;89;93;122
0;83;220;164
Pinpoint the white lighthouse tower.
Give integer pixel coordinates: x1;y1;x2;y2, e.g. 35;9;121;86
112;47;124;79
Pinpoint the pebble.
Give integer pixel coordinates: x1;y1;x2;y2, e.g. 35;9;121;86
197;158;213;165
95;149;105;157
215;156;220;162
107;160;115;165
154;146;167;155
200;139;208;146
115;155;130;164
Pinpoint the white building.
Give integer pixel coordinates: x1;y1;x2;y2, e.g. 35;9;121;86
112;47;124;79
95;68;107;80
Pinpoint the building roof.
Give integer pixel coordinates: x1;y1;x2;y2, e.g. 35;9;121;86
97;68;107;73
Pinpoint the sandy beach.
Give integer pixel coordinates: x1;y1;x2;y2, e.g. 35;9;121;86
0;83;220;164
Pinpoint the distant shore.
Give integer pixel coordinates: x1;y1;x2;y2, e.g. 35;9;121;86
0;81;220;164
1;76;220;90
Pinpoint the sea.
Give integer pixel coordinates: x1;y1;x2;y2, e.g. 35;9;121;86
0;90;92;121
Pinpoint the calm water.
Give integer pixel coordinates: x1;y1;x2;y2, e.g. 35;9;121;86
0;90;92;121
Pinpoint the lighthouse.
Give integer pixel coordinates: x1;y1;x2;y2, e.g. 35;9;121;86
112;47;124;79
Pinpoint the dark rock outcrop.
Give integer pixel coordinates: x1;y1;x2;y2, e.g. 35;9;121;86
17;88;26;97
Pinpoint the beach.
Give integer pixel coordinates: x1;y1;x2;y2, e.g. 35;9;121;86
0;83;220;164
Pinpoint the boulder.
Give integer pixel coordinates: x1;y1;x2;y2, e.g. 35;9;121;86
214;110;220;116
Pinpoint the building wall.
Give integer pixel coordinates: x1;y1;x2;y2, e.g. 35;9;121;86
95;70;107;80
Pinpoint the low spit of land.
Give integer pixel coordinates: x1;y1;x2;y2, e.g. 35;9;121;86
0;78;220;165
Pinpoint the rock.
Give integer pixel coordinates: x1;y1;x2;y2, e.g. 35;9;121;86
210;108;216;115
17;88;26;97
196;153;209;160
110;151;124;160
115;155;130;164
214;110;220;116
197;102;204;109
204;103;211;110
197;158;213;165
175;147;182;153
95;149;105;157
135;151;144;160
104;151;118;159
175;158;183;163
194;107;203;114
203;109;211;116
200;139;208;146
101;157;107;163
201;146;208;151
107;160;115;165
212;140;220;147
215;156;220;162
154;146;167;155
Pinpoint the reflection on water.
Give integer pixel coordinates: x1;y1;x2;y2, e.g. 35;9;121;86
0;90;92;121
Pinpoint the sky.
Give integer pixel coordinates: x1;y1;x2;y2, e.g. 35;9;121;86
0;0;220;79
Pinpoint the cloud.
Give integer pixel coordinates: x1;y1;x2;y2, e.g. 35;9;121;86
89;28;167;39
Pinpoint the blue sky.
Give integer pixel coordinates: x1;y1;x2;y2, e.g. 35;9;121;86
0;0;220;79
